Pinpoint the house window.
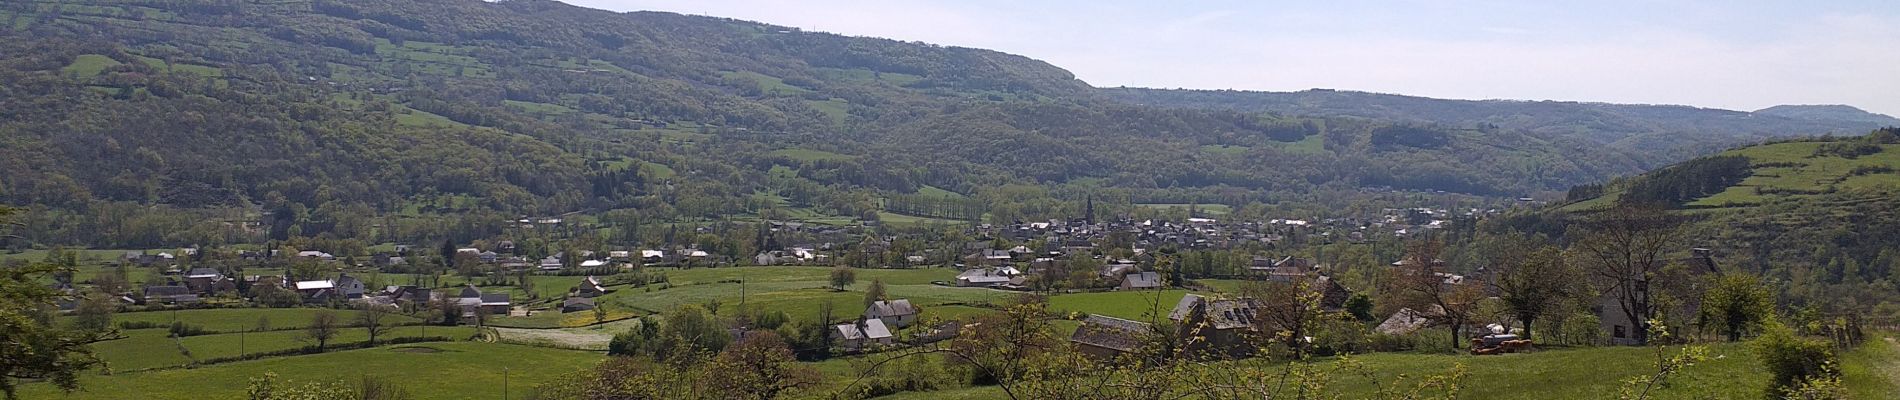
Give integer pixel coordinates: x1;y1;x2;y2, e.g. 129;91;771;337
1613;325;1628;338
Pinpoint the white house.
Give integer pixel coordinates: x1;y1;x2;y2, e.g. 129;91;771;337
864;299;919;328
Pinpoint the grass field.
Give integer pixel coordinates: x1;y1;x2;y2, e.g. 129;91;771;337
25;342;599;400
1687;142;1900;207
915;185;967;199
875;339;1900;400
1134;203;1234;215
877;211;967;227
61;54;121;77
101;308;425;334
1569;141;1900;211
720;70;812;95
1047;289;1196;321
1199;144;1250;155
770;148;855;162
808;98;849;124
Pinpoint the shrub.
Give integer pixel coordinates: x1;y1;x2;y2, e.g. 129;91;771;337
168;321;209;337
1752;324;1838;396
118;320;164;330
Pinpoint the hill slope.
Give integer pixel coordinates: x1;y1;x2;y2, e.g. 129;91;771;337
1562;128;1900;210
0;0;1890;231
1101;88;1899;161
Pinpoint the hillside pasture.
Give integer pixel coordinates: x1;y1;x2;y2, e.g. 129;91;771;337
26;342;598;400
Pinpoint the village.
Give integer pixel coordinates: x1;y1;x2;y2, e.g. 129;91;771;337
61;198;1708;366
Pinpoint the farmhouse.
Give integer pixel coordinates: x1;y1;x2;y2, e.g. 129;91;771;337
1069;315;1151;359
955;268;1014;287
572;276;606;298
142;284;199;305
1169;294;1260;358
457;284;512;317
1599;248;1722;345
1120;272;1162;290
833;318;895;351
183;268;235;295
863;299;918;328
562;296;596;313
333;274;366;299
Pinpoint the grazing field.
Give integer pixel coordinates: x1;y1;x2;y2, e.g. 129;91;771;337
720;70;813;95
876;211;967;227
871;340;1890;400
103;308;425;333
1200;144;1250;155
61;54;121;77
1135;203;1234;215
769;147;855;162
1569;140;1900;211
25;342;599;400
1689;142;1900;207
1047;290;1196;321
93;330;191;372
915;185;967;199
808;98;850;124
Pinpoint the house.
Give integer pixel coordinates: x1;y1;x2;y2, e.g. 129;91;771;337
609;250;631;260
562;297;596;313
1376;307;1437;335
457;284;512;317
478;251;500;264
1169;294;1260;358
333;274;366;299
293;279;335;297
579;259;608;269
955;268;1014;287
183;268;235;295
538;256;564;271
573;276;606;298
754;252;781;266
296;250;335;261
1120;272;1162;290
833;319;895;351
142;284;199;305
1252;256;1316;282
864;299;919;328
1100;263;1139;280
1599;248;1722;345
1070;315;1151;359
962;249;1012;266
641;250;666;264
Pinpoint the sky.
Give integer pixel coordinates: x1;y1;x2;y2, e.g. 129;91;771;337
564;0;1900;116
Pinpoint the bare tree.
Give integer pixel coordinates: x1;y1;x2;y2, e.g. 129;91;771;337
1570;204;1682;345
1391;239;1484;350
1479;234;1578;341
358;306;390;346
304;310;340;352
1246;279;1325;358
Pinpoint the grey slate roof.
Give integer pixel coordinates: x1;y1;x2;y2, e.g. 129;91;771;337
1069;315;1151;353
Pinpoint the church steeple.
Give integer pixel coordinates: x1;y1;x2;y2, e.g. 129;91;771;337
1085;195;1095;225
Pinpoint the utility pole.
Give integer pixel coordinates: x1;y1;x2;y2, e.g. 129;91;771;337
503;367;509;400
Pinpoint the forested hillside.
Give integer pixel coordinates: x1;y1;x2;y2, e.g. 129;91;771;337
1490;128;1900;319
0;0;1889;249
1103;88;1899;162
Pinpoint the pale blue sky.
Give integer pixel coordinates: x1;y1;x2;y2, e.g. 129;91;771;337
566;0;1900;116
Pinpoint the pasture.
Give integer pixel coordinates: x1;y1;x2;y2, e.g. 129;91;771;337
1047;289;1197;321
25;342;598;400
